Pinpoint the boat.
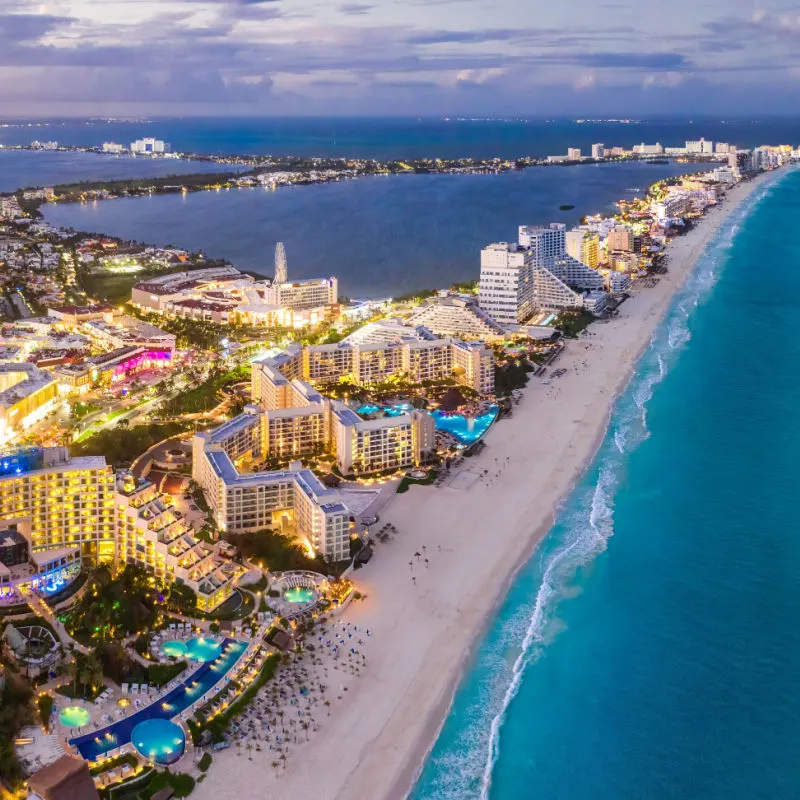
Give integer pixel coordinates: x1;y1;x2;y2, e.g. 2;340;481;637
559;204;575;211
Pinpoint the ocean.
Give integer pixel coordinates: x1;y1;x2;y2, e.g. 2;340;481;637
42;161;697;298
2;117;800;159
410;168;800;799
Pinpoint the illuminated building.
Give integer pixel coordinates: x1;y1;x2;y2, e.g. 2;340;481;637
0;446;115;569
192;414;351;561
115;473;240;612
565;230;600;269
0;363;59;444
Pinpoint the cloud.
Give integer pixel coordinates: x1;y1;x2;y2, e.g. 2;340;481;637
455;67;505;85
0;12;76;42
642;71;688;88
338;3;374;15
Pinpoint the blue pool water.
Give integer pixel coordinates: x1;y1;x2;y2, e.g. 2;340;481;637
160;640;188;659
131;718;186;765
70;638;246;761
431;409;498;446
185;636;222;663
412;169;800;800
356;404;497;445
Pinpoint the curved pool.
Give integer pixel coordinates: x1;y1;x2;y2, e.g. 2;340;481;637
59;706;90;728
284;586;315;605
185;636;222;662
131;718;185;765
160;639;188;659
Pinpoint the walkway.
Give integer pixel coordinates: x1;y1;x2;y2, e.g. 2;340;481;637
27;594;92;655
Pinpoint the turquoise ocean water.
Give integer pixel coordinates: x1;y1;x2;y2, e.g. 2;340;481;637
412;167;800;799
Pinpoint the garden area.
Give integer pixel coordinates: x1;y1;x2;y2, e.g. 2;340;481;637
157;364;250;416
231;529;323;573
63;565;197;646
72;420;196;468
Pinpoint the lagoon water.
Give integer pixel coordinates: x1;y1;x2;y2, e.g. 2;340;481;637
412;169;800;799
43;161;696;297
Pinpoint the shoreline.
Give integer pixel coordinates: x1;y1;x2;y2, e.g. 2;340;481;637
194;168;782;800
386;167;784;799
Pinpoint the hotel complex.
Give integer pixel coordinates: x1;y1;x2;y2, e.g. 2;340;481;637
190;335;490;558
115;472;241;612
131;266;339;328
0;446;241;610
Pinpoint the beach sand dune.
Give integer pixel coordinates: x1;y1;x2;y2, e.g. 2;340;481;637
196;171;776;800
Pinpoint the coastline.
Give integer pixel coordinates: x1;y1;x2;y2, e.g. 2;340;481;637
191;170;778;800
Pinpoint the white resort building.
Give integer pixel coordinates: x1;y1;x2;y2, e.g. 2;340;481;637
480;222;610;322
115;472;240;612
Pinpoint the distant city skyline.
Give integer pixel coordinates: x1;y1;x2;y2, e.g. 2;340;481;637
2;0;800;116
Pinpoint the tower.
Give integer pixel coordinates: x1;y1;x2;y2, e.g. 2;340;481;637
274;242;287;284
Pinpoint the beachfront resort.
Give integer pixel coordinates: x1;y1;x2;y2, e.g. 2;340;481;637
0;138;794;799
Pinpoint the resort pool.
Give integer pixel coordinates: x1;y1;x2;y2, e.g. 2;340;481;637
185;636;222;662
70;638;247;762
431;407;498;445
160;640;188;659
356;402;497;445
59;706;90;728
131;718;185;765
284;587;315;605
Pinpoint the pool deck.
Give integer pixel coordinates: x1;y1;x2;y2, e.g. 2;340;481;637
68;636;252;762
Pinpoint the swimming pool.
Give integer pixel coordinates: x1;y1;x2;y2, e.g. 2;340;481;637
284;587;315;605
131;718;185;765
431;407;498;445
70;638;247;762
59;706;90;728
185;636;222;662
160;640;188;659
357;402;497;445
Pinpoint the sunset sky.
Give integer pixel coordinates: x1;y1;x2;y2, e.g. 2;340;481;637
2;0;800;116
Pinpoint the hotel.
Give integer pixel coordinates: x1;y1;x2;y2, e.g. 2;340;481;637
192;413;351;562
0;364;59;445
480;223;608;322
115;472;240;612
0;446;115;569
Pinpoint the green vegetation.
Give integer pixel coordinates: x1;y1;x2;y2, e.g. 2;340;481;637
142;770;196;799
198;752;212;772
100;767;154;800
554;309;595;338
65;565;196;646
147;660;188;687
71;400;101;420
60;651;104;700
37;693;54;730
158;364;250;416
0;669;34;788
233;529;321;572
397;470;438;493
72;421;196;468
89;753;138;777
494;359;533;397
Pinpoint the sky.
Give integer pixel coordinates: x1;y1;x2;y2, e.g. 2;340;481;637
2;0;800;116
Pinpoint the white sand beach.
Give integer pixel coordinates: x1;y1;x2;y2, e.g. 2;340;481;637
196;170;777;800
